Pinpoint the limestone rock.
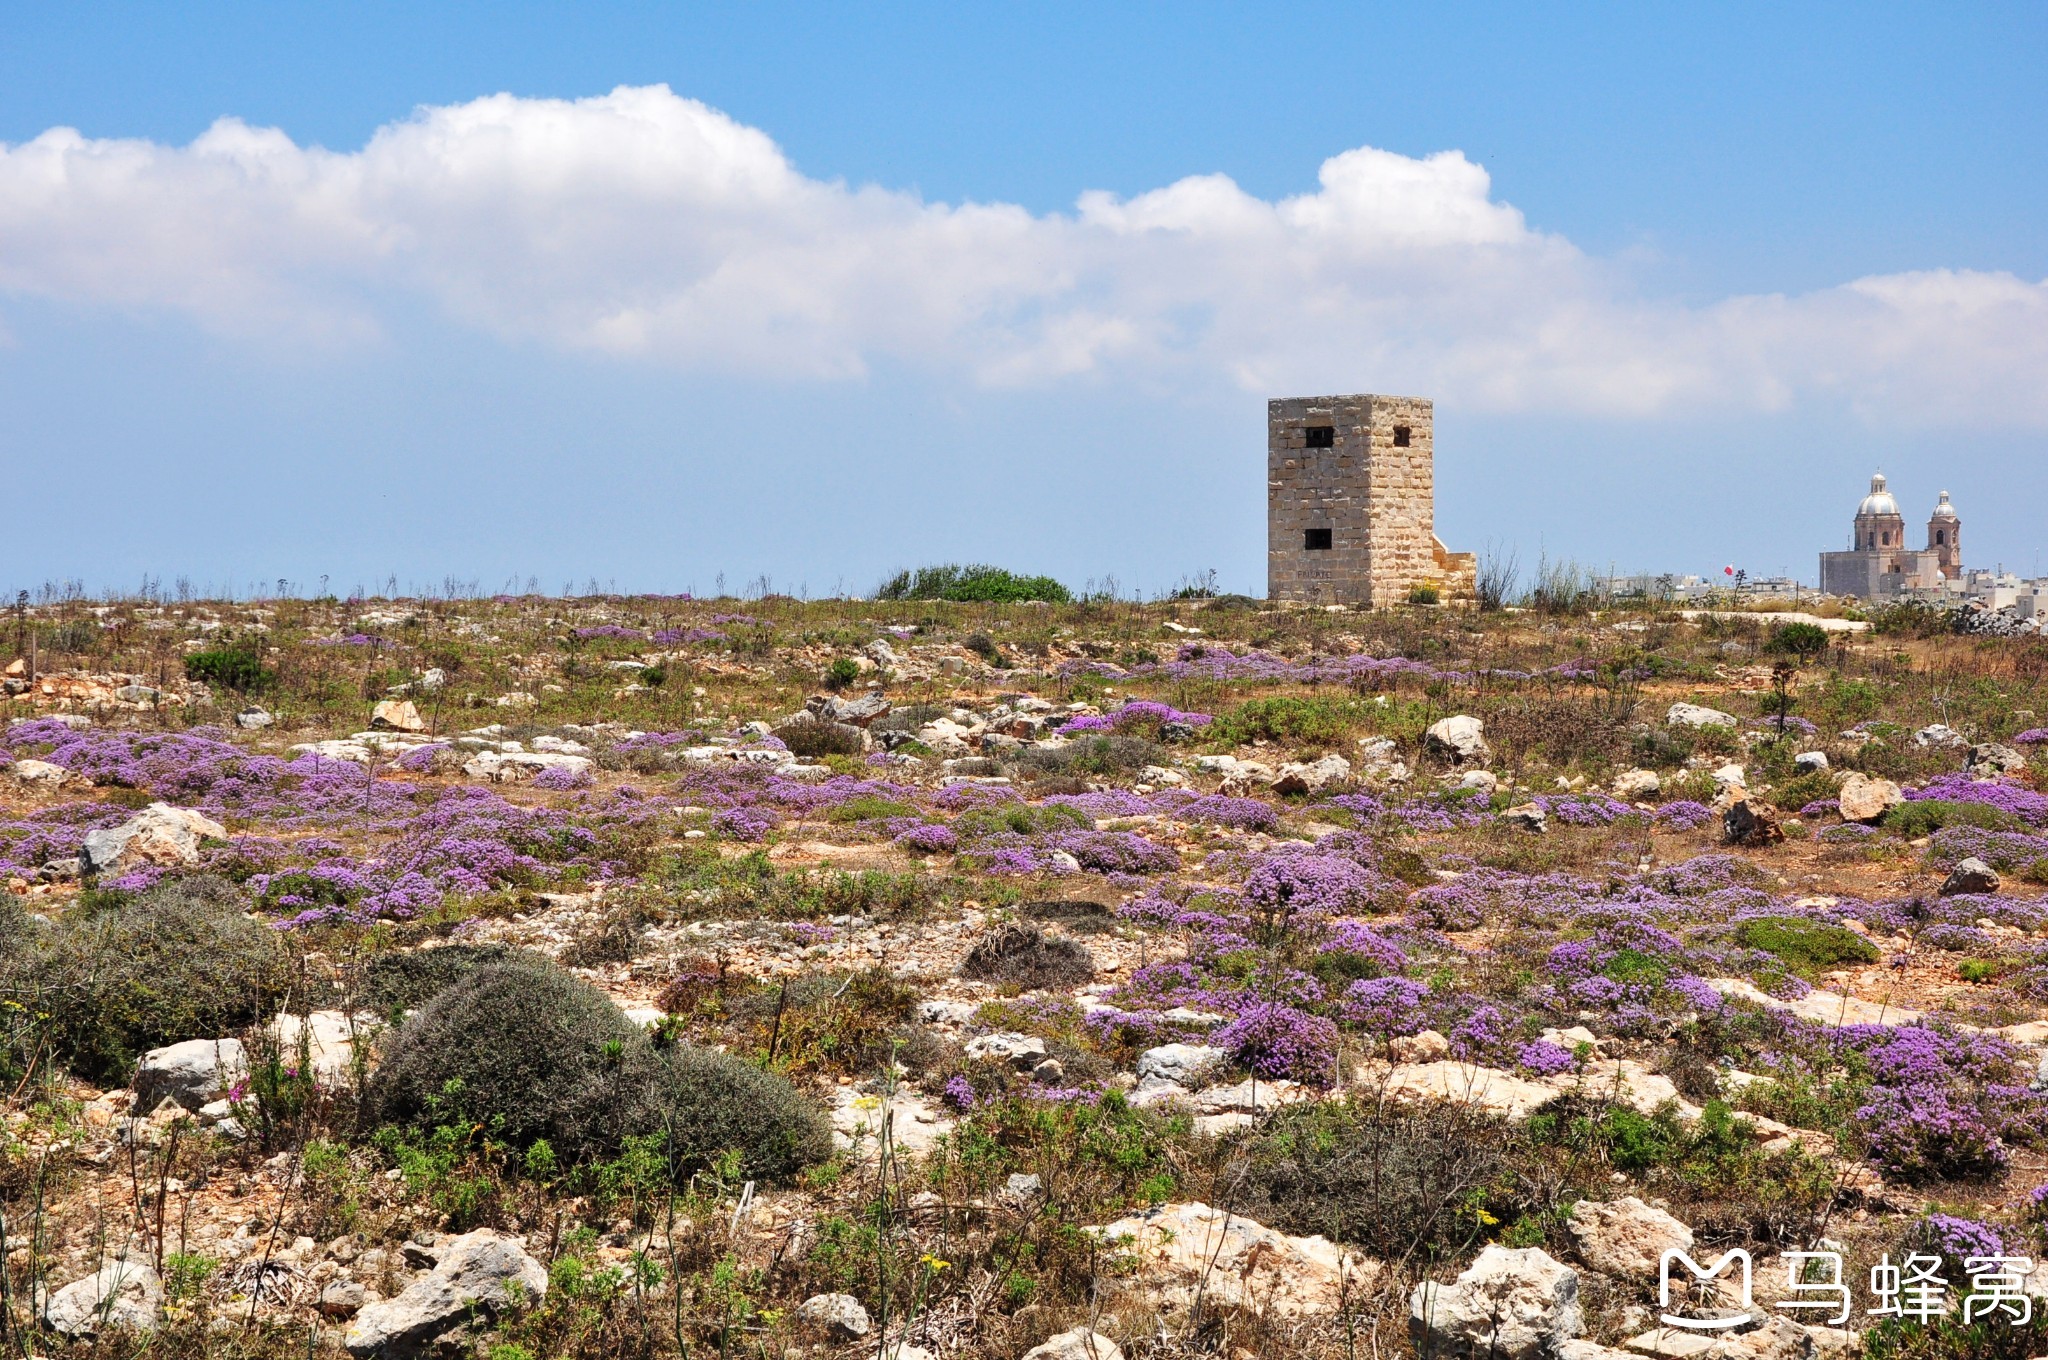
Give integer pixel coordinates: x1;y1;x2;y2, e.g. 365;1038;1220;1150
1967;742;2027;775
1612;768;1661;799
1913;723;1965;748
1668;703;1737;729
794;1292;870;1341
80;803;228;875
370;699;426;732
318;1280;368;1317
1792;750;1829;772
1721;798;1784;848
1409;1245;1583;1360
1023;1327;1124;1360
1389;1029;1451;1064
1382;1061;1558;1120
1089;1202;1375;1319
41;1254;163;1338
461;750;593;783
4;757;74;787
344;1229;547;1357
270;1011;372;1086
1136;1043;1224;1086
1425;715;1490;763
1836;773;1901;823
1566;1196;1693;1280
1941;857;2001;896
133;1038;248;1113
965;1032;1050;1069
807;693;891;727
1271;754;1351;794
1502;803;1548;833
235;707;274;729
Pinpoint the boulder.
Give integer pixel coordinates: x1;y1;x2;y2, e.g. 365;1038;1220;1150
1792;751;1829;772
133;1038;248;1113
235;707;275;730
1088;1202;1374;1319
1388;1029;1451;1064
4;757;74;787
1453;769;1500;797
1409;1245;1583;1360
1612;768;1661;799
41;1253;163;1338
1667;703;1737;729
370;699;426;732
1941;857;2001;896
1023;1328;1124;1360
794;1292;871;1341
1722;798;1784;848
1382;1061;1559;1120
1136;1043;1225;1086
270;1010;372;1085
1913;723;1965;748
318;1280;369;1317
1566;1196;1693;1280
1270;754;1351;795
807;693;891;727
80;803;228;876
344;1229;547;1357
1967;742;2028;775
1501;803;1548;833
1836;773;1902;823
461;750;593;784
1425;715;1490;763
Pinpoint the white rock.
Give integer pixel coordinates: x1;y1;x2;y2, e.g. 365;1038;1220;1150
1836;772;1901;823
344;1230;547;1358
794;1292;870;1341
1668;703;1738;729
1089;1202;1375;1319
1913;723;1965;748
1381;1061;1558;1120
461;750;593;784
1425;715;1490;762
133;1038;248;1112
235;707;274;729
269;1011;373;1086
1567;1196;1694;1280
4;757;74;787
1023;1327;1124;1360
1409;1245;1583;1360
1792;751;1829;772
1271;754;1351;794
1612;768;1662;799
81;803;228;875
1136;1044;1226;1085
41;1253;163;1337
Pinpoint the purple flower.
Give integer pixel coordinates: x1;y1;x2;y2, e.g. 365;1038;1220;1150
1214;1003;1340;1087
1516;1040;1577;1076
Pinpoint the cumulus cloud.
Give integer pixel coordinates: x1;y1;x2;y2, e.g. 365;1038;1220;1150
1;84;2043;424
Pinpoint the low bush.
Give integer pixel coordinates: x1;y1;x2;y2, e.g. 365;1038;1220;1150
1733;915;1879;976
4;876;290;1082
1883;800;2025;838
774;719;864;759
1208;696;1366;748
1768;768;1841;811
875;564;1071;604
358;943;548;1017
368;962;664;1163
1016;898;1117;935
657;1044;831;1182
1767;622;1831;658
1014;734;1164;777
960;922;1096;989
183;642;275;693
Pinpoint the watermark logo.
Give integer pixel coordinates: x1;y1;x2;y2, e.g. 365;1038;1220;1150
1659;1249;1754;1331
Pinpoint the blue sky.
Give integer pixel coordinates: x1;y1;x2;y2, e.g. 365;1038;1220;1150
3;2;2044;596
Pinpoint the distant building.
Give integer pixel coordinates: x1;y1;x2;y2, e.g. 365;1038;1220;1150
1266;393;1475;606
1818;473;1959;600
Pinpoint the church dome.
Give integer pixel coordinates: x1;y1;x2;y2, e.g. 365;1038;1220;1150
1930;490;1958;520
1857;472;1900;518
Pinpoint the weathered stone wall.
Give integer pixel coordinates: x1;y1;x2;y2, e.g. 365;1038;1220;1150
1267;393;1456;607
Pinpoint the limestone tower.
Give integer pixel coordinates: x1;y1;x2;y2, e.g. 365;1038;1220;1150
1852;472;1904;551
1926;490;1961;580
1266;393;1473;606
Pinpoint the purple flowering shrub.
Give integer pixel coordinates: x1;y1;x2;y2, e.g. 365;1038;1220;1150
1834;1023;2045;1183
1904;774;2048;827
1213;1003;1340;1087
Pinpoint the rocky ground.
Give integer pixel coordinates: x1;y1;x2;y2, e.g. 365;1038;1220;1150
2;592;2046;1359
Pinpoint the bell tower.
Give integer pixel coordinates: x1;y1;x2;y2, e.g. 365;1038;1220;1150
1926;491;1961;580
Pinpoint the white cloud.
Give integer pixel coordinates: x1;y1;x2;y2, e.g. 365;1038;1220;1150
1;84;2043;425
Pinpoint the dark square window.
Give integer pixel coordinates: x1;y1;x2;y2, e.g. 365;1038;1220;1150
1304;528;1333;551
1392;425;1412;447
1304;425;1334;448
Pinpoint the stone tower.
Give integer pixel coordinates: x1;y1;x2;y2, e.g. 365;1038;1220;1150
1926;491;1961;580
1266;393;1472;606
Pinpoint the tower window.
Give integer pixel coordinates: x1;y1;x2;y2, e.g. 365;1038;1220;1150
1392;425;1412;447
1304;425;1334;448
1936;530;1946;545
1304;528;1333;551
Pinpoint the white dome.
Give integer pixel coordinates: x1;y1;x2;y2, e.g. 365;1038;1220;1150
1857;472;1900;518
1930;490;1958;521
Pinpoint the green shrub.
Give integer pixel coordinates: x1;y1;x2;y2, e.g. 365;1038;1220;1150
3;876;290;1082
774;719;864;759
1882;799;2024;838
358;943;549;1017
953;803;1091;839
1733;916;1880;977
1766;622;1831;657
368;963;663;1163
874;564;1071;604
1014;735;1164;777
183;643;275;693
964;633;1004;665
1769;768;1841;812
1208;696;1365;748
822;657;861;690
1407;584;1440;605
656;1044;830;1182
